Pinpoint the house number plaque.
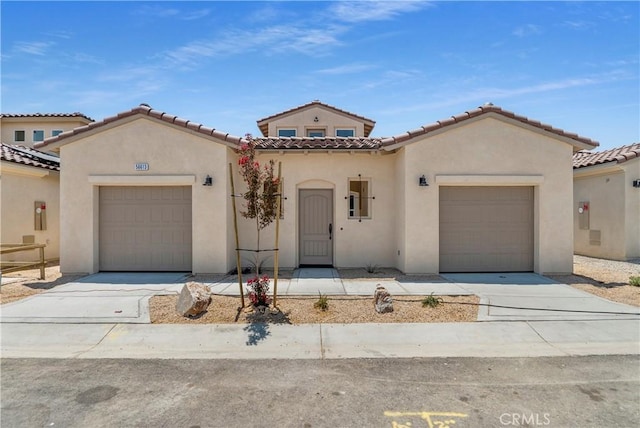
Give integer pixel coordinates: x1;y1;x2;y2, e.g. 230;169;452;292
135;162;149;171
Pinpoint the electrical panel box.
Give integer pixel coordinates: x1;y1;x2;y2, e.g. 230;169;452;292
34;201;47;231
578;201;589;230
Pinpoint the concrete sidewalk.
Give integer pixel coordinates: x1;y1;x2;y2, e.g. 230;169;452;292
2;319;638;359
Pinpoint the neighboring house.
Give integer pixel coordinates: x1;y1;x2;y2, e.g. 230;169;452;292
1;113;93;149
573;143;640;261
35;101;597;275
0;143;61;262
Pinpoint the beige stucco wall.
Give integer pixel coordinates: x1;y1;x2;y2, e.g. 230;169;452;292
624;159;640;259
58;116;232;274
574;158;640;260
53;112;581;275
397;116;575;274
233;151;397;269
265;106;367;137
0;163;60;261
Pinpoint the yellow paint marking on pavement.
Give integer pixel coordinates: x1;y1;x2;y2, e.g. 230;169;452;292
384;411;468;428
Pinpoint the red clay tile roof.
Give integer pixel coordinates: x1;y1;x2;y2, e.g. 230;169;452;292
35;104;244;149
380;103;599;150
0;143;60;171
33;103;599;153
573;143;640;169
256;100;376;137
0;112;94;122
253;136;382;151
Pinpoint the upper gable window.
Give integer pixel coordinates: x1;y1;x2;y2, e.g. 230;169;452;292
52;130;63;137
278;129;296;137
33;130;45;142
307;129;325;137
14;130;25;142
336;129;355;137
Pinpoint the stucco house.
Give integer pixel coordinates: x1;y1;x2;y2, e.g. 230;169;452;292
0;143;61;262
35;101;598;275
1;113;94;264
1;113;93;149
573;143;640;261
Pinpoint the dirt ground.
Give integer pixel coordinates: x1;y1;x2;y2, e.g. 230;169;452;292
3;258;639;325
0;264;84;305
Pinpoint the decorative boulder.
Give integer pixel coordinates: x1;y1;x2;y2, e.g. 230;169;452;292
373;284;394;313
176;282;212;317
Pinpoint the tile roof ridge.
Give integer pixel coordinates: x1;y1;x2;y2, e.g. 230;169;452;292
572;142;640;168
0;112;94;121
1;142;60;171
380;103;598;149
35;104;243;148
255;100;376;124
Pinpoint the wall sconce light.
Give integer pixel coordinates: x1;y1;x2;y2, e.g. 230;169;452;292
313;116;319;122
633;179;640;188
203;175;213;186
419;175;429;187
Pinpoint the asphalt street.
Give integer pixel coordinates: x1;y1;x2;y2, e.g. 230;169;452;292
2;355;638;428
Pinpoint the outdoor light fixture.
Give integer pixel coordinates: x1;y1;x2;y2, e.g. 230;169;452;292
203;175;213;186
633;179;640;188
419;175;429;187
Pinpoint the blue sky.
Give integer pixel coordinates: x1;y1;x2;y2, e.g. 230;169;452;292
1;1;638;150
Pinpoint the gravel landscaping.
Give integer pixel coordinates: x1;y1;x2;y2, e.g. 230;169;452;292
548;255;640;307
150;294;480;324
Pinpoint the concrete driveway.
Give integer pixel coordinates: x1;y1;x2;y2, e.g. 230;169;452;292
1;272;187;323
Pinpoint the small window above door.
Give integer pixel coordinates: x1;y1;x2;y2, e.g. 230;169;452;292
336;129;355;137
278;129;297;137
306;128;326;137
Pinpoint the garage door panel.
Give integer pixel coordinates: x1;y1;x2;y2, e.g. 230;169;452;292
99;186;192;271
440;186;533;272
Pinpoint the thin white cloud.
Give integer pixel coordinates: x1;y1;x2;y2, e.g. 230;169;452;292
13;41;55;56
163;24;345;66
513;24;542;37
316;63;377;75
133;5;180;18
182;9;211;21
329;0;431;23
132;5;209;20
381;75;616;116
562;20;595;30
44;30;74;40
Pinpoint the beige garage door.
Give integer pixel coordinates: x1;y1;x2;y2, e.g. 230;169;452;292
439;186;533;272
99;186;192;271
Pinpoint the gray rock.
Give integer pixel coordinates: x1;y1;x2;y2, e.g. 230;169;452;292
373;284;394;313
176;282;212;317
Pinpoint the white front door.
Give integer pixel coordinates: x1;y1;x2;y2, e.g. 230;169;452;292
299;189;333;266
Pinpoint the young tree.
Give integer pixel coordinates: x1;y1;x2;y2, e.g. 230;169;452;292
237;135;280;306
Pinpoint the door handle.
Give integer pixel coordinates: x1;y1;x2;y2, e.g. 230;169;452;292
329;223;333;240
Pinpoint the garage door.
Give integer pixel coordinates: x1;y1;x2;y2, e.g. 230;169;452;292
99;186;192;271
439;186;533;272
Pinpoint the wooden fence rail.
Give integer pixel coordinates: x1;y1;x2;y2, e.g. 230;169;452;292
0;243;47;280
